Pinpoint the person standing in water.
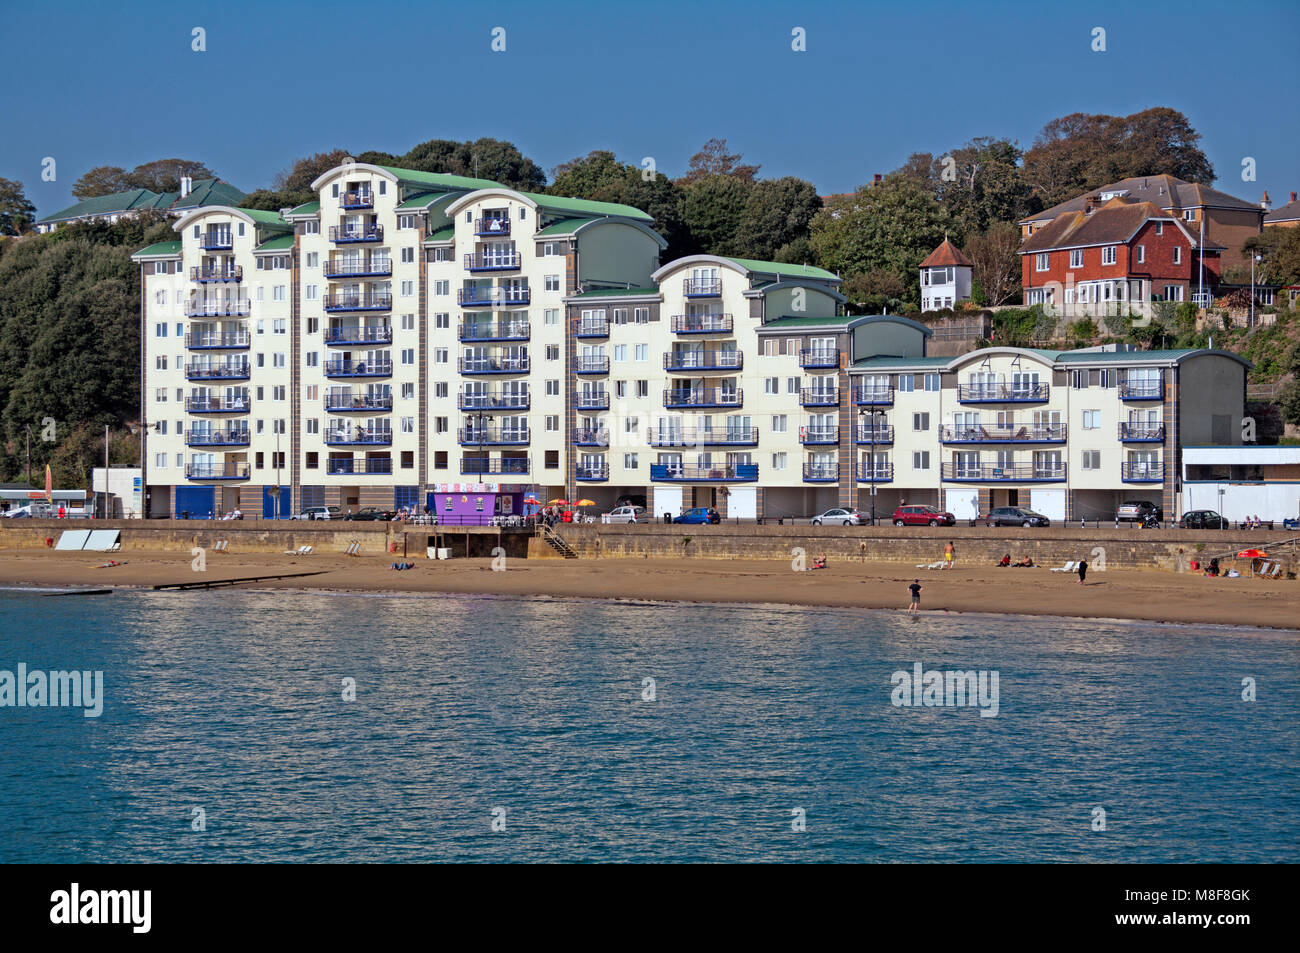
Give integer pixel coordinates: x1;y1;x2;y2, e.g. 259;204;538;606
908;579;922;614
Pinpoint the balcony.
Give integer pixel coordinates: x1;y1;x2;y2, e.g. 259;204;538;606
800;388;840;407
647;428;759;447
799;349;840;369
939;424;1067;444
324;326;393;346
574;356;610;375
650;463;758;482
459;356;530;375
853;385;893;406
803;463;839;482
956;383;1050;403
855;425;894;445
185;429;250;447
324;429;393;447
327;457;392;475
191;265;241;282
461;457;531;476
576;319;609;339
199;233;233;251
185;331;250;350
575;392;609;411
325;391;393;412
576;462;609;481
475;218;511;236
572;428;610;447
683;277;721;297
185;463;249;480
664;387;742;409
1119;379;1163;400
856;463;895;483
323;258;392;279
339;190;374;210
940;463;1067;482
323;292;392;312
1121;462;1164;483
458;427;530;447
459;390;530;411
185;362;250;381
330;224;383;244
799;426;839;445
324;359;393;378
671;313;732;334
663;350;742;372
1119;423;1165;442
185;396;249;414
465;252;521;272
459;321;530;342
186;299;249;317
458;286;530;308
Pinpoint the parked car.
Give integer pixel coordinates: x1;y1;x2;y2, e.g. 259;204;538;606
1;505;33;518
1117;500;1163;522
892;505;956;527
1180;509;1226;529
1284;517;1300;531
615;494;647;510
983;506;1051;527
605;505;646;524
292;505;342;521
345;507;395;521
811;507;861;526
673;507;720;525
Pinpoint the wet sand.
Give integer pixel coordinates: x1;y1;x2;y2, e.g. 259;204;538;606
1;548;1296;631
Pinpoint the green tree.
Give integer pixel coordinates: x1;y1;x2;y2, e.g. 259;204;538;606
125;159;217;193
964;222;1022;306
71;165;134;198
548;150;689;255
680;174;751;256
678;138;760;185
387;137;545;190
0;178;36;235
731;176;822;261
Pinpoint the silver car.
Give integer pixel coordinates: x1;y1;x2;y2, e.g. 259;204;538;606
293;505;342;521
604;505;646;523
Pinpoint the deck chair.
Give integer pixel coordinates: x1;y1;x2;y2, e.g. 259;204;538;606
212;539;229;553
1049;561;1078;573
922;561;944;570
343;540;361;557
283;545;313;556
1266;563;1283;578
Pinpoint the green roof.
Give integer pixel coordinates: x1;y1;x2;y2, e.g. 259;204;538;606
235;207;291;229
375;166;503;192
287;200;319;216
525;192;653;222
423;225;455;242
852;356;950;369
537;217;598;236
39;189;166;224
132;241;182;258
571;287;659;298
172;178;246;209
758;315;854;329
727;257;838;281
254;234;295;252
397;191;461;211
1055;348;1197;363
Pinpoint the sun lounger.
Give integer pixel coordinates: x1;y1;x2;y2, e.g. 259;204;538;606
1049;561;1078;573
283;545;313;556
212;539;229;553
343;540;361;557
1266;563;1283;578
914;561;943;570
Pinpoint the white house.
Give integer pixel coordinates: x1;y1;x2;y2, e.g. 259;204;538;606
919;239;972;311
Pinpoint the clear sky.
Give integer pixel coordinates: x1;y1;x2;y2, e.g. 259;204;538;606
4;0;1298;217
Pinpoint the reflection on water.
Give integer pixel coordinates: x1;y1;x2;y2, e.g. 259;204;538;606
0;590;1296;862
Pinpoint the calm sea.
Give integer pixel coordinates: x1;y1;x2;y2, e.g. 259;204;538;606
0;588;1296;863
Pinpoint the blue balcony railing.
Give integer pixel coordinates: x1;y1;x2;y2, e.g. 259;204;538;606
572;428;610;447
1121;462;1164;482
1119;379;1163;400
574;356;610;374
324;326;392;346
475;218;511;236
324;430;393;447
458;390;530;411
459;321;530;342
459;356;530;375
323;258;392;278
683;277;721;297
799;349;840;369
956;383;1050;403
800;388;840;407
671;313;732;334
330;224;383;243
802;462;839;482
323;293;392;312
327;457;392;475
575;392;609;411
461;457;531;475
855;425;894;445
324;359;393;378
185;396;249;414
324;391;393;412
191;265;242;282
799;426;839;445
458;286;530;308
185;463;249;480
185;429;250;447
576;319;609;338
940;463;1067;482
185;362;250;381
458;427;530;446
650;463;758;482
185;331;250;349
339;190;374;210
646;428;759;447
199;233;233;250
664;388;742;409
576;463;609;481
855;463;895;483
853;385;893;406
186;300;250;317
1118;423;1165;442
664;350;742;372
939;424;1067;444
465;252;521;272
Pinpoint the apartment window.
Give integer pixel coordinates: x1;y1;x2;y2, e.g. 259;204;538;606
435;417;448;434
306;351;319;367
175;453;184;468
401;417;414;433
305;284;318;300
332;184;339;198
544;309;559;326
624;453;638;469
764;339;778;357
304;221;319;235
545;379;559;396
155;323;167;337
433;247;452;262
175;388;183;401
913;451;930;470
156;356;167;370
787;377;800;394
1102;246;1116;266
306;252;318;268
545;450;559;469
434;451;448;469
771;452;787;471
155;290;166;305
155;387;167;402
304;317;317;334
636;380;648;398
1164;285;1184;302
397;348;412;365
613;309;629;325
434;382;447;398
273;286;286;301
306;385;319;401
634;308;649;324
614;344;627;362
256;287;264;302
155;453;167;468
157;421;168;435
306;419;319;435
545;415;559;432
1155;222;1163;235
1082;410;1100;430
401;248;415;263
401;382;415;399
273;352;286;368
401;314;415;330
435;348;448;363
398;216;415;231
924;373;940;391
765;377;779;394
545;275;560;292
1136;245;1145;264
615;381;627;398
1035;253;1049;272
1172;246;1182;265
786;339;799;355
401;451;414;469
543;242;562;256
434;280;449;295
274;319;286;334
256;388;264;401
897;375;915;393
771;415;787;433
273;385;286;401
398;280;412;297
1082;450;1100;470
1069;249;1083;268
913;412;930;431
435;313;449;329
625;416;639;434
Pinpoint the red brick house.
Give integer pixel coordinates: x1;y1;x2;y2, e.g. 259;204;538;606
1019;198;1222;317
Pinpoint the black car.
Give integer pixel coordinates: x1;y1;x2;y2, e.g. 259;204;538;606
1180;509;1226;529
983;506;1051;527
345;507;396;521
1117;500;1163;522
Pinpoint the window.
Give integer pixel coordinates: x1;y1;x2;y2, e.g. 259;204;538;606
156;356;168;370
401;451;414;469
1155;222;1163;235
545;450;559;469
155;453;167;468
624;453;638;469
434;382;447;398
1034;253;1050;272
273;352;286;368
434;451;448;469
787;377;800;394
1172;246;1182;265
764;339;778;357
614;345;627;362
434;280;449;296
897;375;915;393
545;415;559;432
433;247;452;262
786;339;799;355
543;242;562;257
306;419;319;434
1081;450;1100;470
636;380;648;398
913;413;930;431
546;344;559;360
771;452;787;471
1069;249;1083;268
765;377;779;394
912;451;930;469
401;348;414;365
435;417;448;434
544;309;560;326
634;307;649;324
155;387;167;402
155;323;168;337
435;348;448;363
613;309;629;325
1082;410;1100;430
401;417;414;433
771;415;787;433
545;275;560;292
401;280;414;297
1136;245;1145;264
400;314;415;331
1102;246;1116;266
306;252;318;268
273;385;286;401
273;319;286;334
546;379;559;396
435;313;449;329
305;284;318;300
615;381;626;398
273;285;286;301
157;421;168;435
924;373;940;391
401;248;414;263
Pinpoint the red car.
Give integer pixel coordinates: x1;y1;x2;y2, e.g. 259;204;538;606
892;505;956;527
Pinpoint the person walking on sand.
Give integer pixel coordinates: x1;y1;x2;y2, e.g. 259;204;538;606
908;579;922;614
943;541;955;570
1077;559;1088;585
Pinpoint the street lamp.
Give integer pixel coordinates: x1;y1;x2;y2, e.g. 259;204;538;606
858;407;879;525
1250;253;1262;328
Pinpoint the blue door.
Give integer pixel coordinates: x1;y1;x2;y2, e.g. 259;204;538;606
176;486;216;519
262;486;291;519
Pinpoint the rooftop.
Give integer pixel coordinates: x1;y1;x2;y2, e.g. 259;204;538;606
920;239;973;269
1022;173;1263;224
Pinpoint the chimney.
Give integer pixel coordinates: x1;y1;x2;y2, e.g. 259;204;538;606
873;173;882;185
1261;191;1271;210
1083;195;1100;213
180;175;192;198
1292;191;1298;203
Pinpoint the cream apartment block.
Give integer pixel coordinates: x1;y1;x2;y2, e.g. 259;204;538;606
135;162;1249;522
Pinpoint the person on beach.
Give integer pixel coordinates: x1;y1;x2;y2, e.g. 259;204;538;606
908;579;922;614
998;553;1011;567
943;541;955;569
1077;559;1088;585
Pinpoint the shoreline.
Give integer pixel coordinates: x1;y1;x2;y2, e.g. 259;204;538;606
1;549;1296;632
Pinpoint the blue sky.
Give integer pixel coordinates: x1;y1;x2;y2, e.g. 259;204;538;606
5;0;1298;217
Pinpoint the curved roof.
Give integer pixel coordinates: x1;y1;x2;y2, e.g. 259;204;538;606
442;187;653;222
310;162;501;193
171;206;290;232
851;345;1251;373
652;254;838;283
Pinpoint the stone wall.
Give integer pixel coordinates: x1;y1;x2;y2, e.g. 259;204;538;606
0;519;392;555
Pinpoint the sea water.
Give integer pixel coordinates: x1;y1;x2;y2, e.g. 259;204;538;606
0;589;1296;862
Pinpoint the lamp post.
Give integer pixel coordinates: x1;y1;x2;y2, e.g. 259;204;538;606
1250;253;1262;328
24;424;33;488
858;408;877;525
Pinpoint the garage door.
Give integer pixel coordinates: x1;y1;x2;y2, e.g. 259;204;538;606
655;486;683;520
175;486;216;519
262;486;291;519
727;485;757;519
945;489;980;520
1030;489;1066;522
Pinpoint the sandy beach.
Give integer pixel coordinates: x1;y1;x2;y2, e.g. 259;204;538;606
0;548;1295;631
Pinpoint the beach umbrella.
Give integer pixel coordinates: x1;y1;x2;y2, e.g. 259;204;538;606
548;498;568;506
1236;549;1268;559
574;499;596;507
523;496;541;505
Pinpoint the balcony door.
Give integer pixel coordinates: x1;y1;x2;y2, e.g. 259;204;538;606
1128;450;1160;478
954;411;980;438
1011;371;1039;398
692;267;718;291
726;415;750;440
954;451;980;478
1034;450;1062;478
1032;410;1061;436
